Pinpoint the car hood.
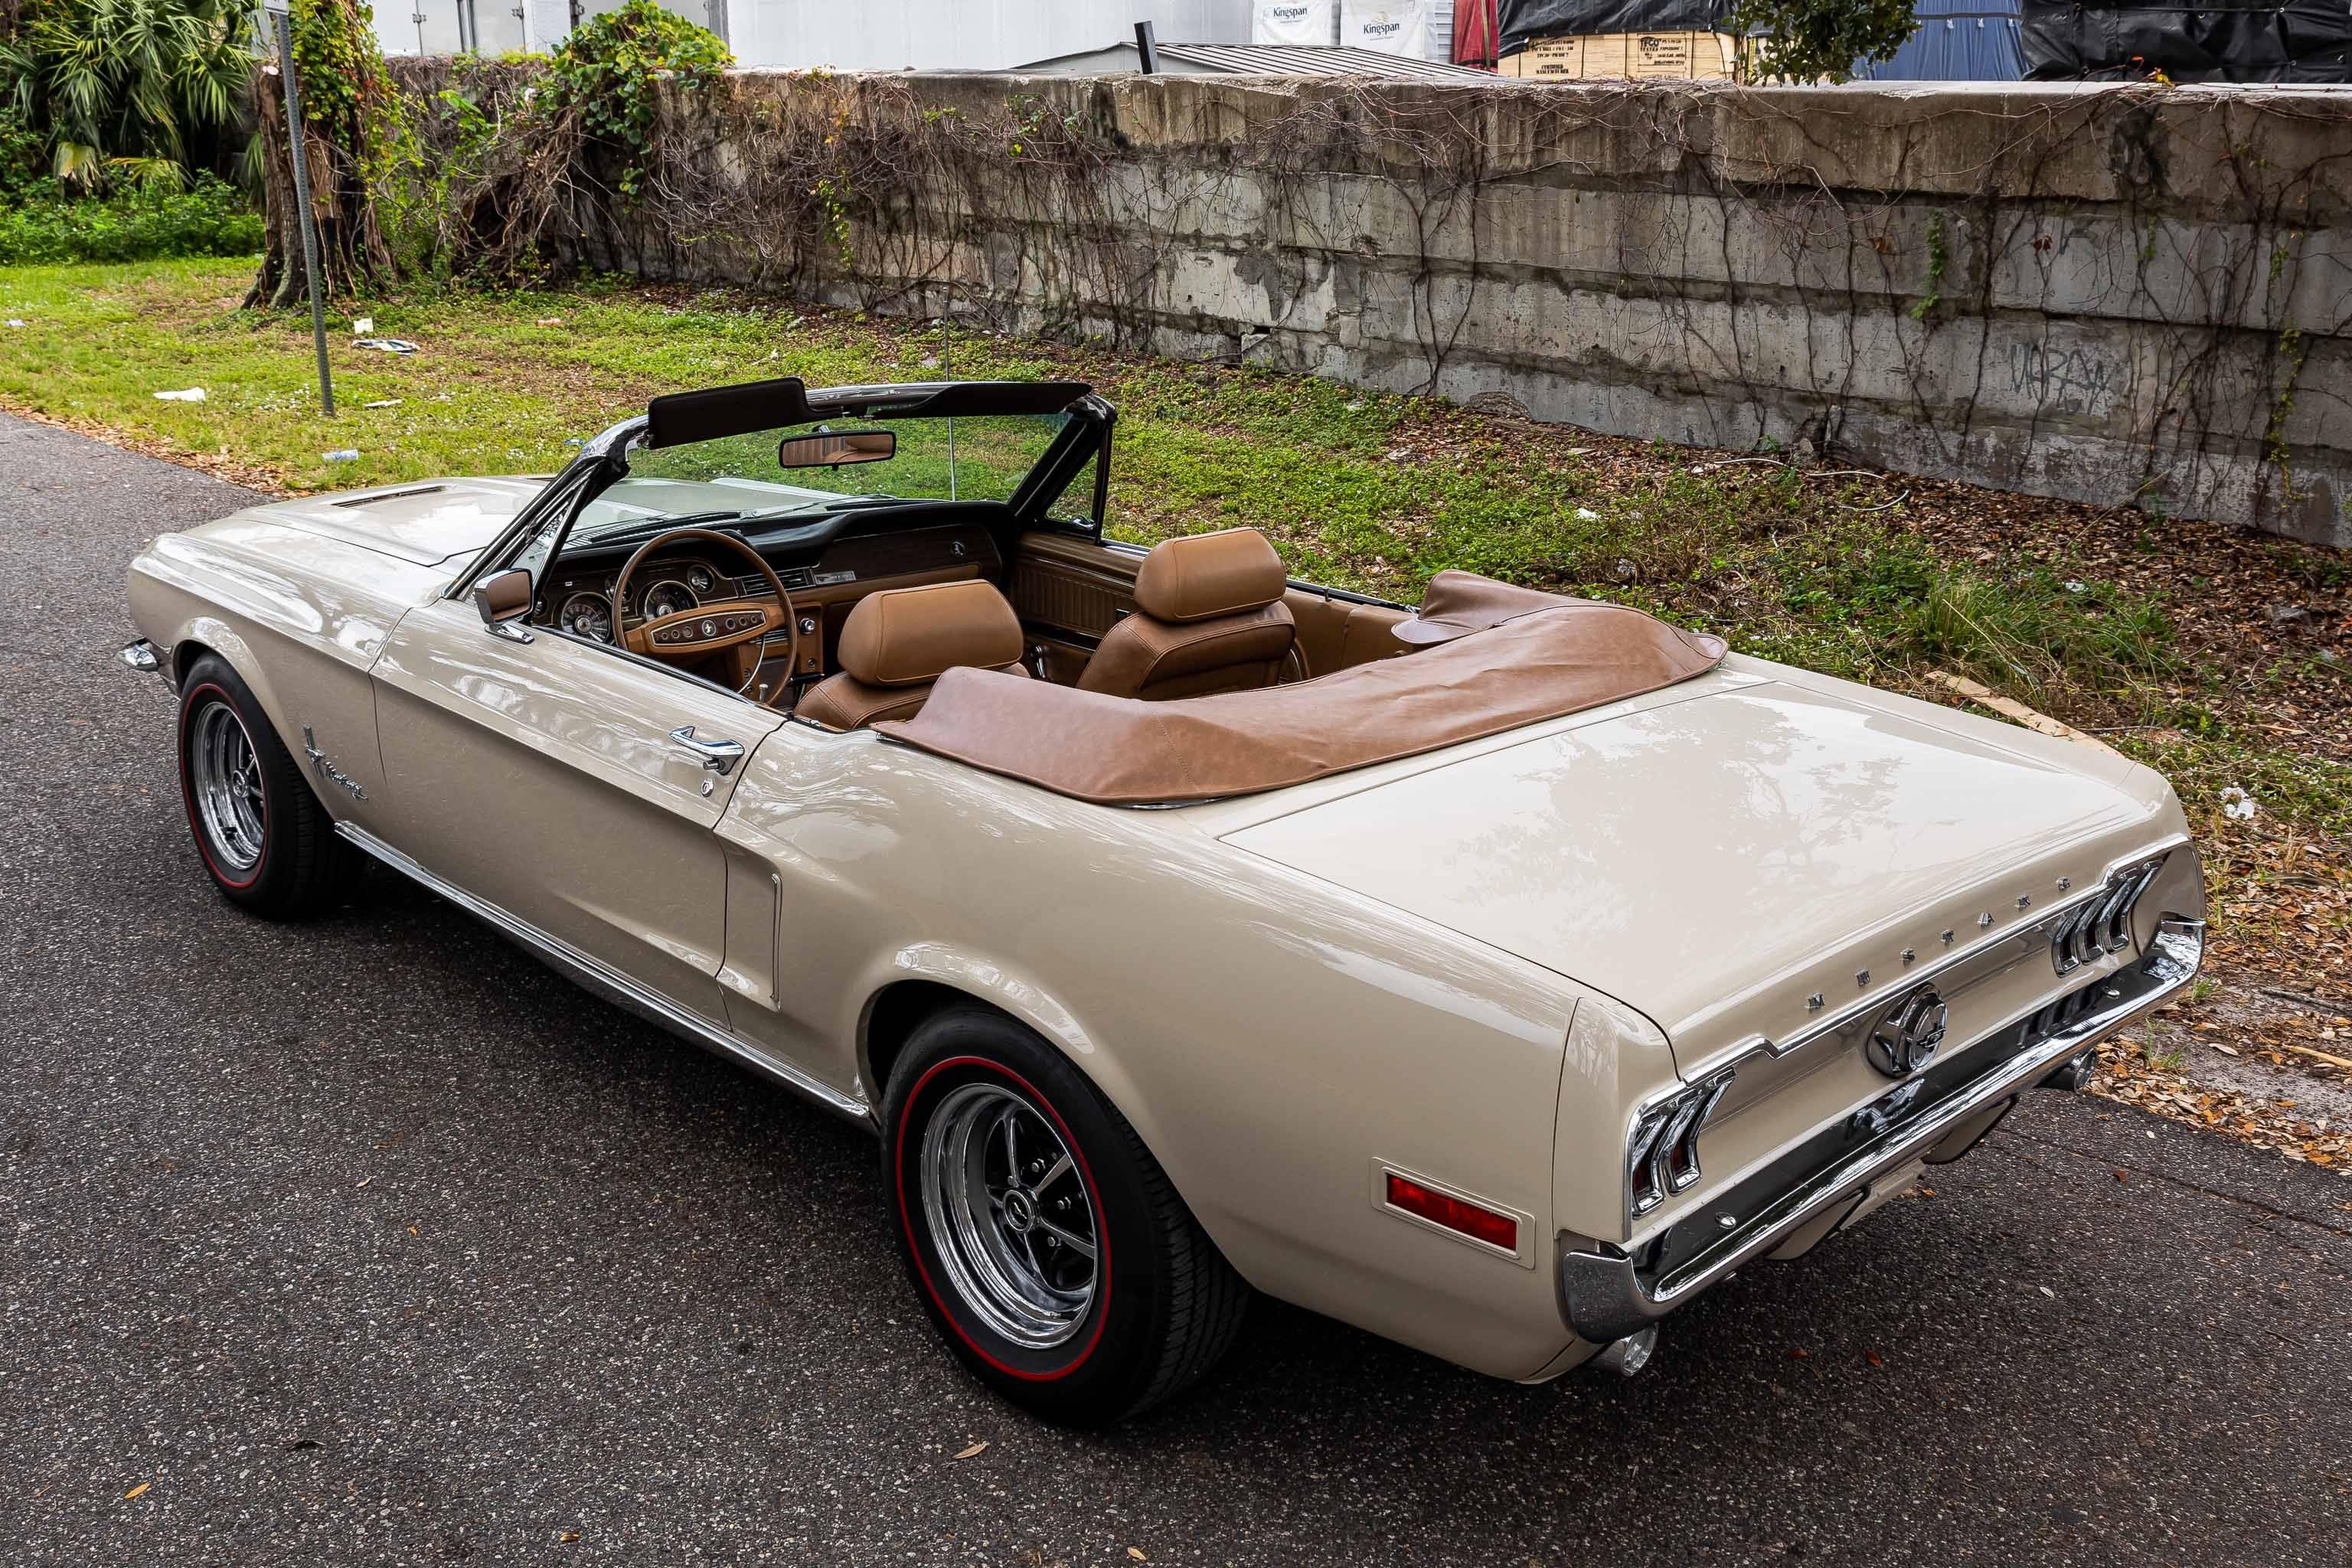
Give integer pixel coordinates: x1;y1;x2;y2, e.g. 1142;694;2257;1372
236;476;545;567
1217;677;2175;1051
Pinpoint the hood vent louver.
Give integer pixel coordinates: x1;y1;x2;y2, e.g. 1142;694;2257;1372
334;485;445;509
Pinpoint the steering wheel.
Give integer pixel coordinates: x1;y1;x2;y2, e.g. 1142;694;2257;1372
609;527;800;701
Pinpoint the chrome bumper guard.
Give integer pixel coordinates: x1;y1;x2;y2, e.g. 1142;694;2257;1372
1560;916;2204;1346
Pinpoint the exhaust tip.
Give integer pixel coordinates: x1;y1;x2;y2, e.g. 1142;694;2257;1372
2038;1050;2096;1093
1592;1325;1658;1378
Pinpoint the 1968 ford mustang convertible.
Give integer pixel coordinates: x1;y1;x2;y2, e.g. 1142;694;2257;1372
124;375;2206;1424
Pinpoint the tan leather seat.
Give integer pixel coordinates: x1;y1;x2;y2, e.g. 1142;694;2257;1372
795;579;1028;731
1077;528;1298;701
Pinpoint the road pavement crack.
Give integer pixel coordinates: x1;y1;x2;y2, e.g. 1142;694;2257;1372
1998;1124;2352;1241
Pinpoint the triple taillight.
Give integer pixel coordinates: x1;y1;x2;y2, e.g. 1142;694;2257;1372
1625;1067;1736;1218
2052;857;2164;975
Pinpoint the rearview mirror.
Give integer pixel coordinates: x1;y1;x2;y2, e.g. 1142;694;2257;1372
471;567;534;642
777;430;895;469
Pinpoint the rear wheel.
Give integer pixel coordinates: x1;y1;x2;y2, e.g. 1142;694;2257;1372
883;1008;1249;1426
176;655;357;918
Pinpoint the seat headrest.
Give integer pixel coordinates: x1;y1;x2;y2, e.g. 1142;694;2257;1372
835;580;1024;688
1134;528;1287;625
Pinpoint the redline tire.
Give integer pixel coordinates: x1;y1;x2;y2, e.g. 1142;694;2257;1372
175;655;358;919
883;1008;1249;1426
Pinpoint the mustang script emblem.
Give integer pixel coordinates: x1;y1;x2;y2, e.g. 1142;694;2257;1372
1865;986;1948;1079
301;724;368;802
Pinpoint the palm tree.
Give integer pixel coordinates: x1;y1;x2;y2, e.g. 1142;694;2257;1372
1;0;258;189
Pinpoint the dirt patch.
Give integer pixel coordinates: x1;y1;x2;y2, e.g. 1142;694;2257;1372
2095;976;2352;1174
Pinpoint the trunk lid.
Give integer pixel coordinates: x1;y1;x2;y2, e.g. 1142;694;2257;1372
1217;678;2171;1056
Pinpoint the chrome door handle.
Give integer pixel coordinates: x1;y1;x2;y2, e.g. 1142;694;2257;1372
669;725;745;776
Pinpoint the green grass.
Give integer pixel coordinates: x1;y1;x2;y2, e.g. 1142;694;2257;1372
2;257;2343;838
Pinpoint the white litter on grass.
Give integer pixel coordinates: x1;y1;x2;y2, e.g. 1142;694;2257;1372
353;337;418;355
351;316;374;335
322;449;361;462
1574;507;1602;521
361;399;403;409
152;387;206;402
2220;786;2258;821
4;318;25;328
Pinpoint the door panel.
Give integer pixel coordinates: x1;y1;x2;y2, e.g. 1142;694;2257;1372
370;597;781;1020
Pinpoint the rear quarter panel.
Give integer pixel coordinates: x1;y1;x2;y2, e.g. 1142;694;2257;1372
718;722;1655;1378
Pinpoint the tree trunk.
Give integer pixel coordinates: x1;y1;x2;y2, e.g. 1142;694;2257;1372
244;59;395;309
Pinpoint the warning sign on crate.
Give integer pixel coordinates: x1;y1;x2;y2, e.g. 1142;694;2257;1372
1498;31;1738;81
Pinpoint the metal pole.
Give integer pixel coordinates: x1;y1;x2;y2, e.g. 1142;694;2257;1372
1134;19;1159;73
272;11;335;417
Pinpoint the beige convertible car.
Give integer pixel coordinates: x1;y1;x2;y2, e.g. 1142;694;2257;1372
124;376;2206;1424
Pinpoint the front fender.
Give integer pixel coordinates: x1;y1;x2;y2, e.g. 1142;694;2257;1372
126;520;450;828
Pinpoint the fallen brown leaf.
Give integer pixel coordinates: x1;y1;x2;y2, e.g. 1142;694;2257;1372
953;1442;988;1460
123;1483;150;1501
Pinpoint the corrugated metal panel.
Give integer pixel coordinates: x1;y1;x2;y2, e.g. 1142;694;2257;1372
1158;40;1501;76
1860;2;2025;82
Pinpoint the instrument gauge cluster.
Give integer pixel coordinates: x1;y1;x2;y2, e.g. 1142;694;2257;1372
558;593;615;643
639;579;699;622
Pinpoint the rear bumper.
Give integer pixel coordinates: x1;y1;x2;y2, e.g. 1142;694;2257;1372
1559;916;2203;1345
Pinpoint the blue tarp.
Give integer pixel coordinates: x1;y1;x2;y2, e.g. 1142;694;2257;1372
1860;2;2027;80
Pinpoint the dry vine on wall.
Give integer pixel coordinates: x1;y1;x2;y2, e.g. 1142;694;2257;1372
254;61;2350;536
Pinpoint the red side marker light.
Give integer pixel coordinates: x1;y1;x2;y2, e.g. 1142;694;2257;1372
1385;1172;1518;1253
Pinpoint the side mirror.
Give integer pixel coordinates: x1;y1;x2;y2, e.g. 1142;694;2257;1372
471;567;534;643
777;430;895;469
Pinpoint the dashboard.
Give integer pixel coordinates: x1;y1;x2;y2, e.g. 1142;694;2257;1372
536;520;1005;677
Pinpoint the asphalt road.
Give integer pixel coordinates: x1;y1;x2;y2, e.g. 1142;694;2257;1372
5;410;2350;1568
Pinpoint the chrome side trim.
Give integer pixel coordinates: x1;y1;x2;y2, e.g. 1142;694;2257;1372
1563;914;2203;1346
335;822;874;1129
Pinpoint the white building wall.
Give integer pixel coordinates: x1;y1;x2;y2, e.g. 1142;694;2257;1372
377;0;1449;70
377;0;531;57
729;0;1255;73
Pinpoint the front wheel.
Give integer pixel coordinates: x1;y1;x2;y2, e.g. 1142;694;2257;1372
883;1008;1249;1426
175;654;357;918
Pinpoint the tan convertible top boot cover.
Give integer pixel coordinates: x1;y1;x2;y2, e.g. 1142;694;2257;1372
874;576;1726;805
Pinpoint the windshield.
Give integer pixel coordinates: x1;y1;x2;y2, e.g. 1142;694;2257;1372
572;413;1073;541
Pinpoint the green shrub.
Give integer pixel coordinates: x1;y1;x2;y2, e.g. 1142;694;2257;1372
0;174;263;263
0;108;50;204
539;0;730;198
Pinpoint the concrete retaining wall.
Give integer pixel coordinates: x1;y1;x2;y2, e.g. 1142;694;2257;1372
578;72;2352;544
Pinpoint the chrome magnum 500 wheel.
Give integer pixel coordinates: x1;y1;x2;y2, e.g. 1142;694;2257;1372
918;1080;1101;1350
175;654;357;917
186;695;266;878
884;1008;1248;1426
